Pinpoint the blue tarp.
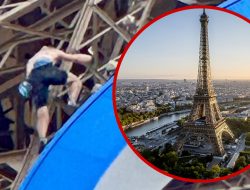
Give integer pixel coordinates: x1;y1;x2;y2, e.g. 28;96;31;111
20;1;250;189
219;0;250;19
19;78;126;190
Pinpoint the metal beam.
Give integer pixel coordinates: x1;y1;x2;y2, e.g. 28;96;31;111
0;149;26;163
13;96;26;149
0;0;11;14
92;5;131;42
110;36;124;60
137;0;155;29
78;5;144;50
12;136;40;190
0;36;46;55
0;0;42;22
0;45;14;68
0;2;26;10
56;105;62;130
29;0;83;30
0;0;83;54
0;22;70;41
0;73;24;95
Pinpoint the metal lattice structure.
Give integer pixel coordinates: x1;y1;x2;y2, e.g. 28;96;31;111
175;10;234;156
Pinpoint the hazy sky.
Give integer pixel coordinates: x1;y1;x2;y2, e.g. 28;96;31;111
118;8;250;80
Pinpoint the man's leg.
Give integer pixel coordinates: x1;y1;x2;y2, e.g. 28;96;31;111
36;106;49;142
66;72;82;106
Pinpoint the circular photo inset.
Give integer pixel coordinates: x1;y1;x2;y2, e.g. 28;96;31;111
113;6;250;182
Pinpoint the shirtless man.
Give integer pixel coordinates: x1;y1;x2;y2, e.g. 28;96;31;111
18;46;92;152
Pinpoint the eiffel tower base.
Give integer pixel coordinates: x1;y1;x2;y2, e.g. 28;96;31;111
175;119;234;156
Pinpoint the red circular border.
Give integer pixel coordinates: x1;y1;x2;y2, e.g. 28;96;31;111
112;5;250;183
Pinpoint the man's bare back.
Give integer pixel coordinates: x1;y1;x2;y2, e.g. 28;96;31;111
26;46;92;77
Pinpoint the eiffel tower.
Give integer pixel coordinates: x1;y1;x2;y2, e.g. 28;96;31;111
176;10;234;156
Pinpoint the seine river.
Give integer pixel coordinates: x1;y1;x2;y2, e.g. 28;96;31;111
126;112;189;137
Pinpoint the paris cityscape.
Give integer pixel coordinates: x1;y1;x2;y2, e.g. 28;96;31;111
116;80;250;179
116;79;250;119
116;10;250;179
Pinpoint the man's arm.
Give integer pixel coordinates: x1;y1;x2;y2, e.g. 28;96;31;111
26;61;34;78
56;49;93;65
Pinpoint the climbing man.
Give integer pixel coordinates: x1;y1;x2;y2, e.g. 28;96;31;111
18;46;93;152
